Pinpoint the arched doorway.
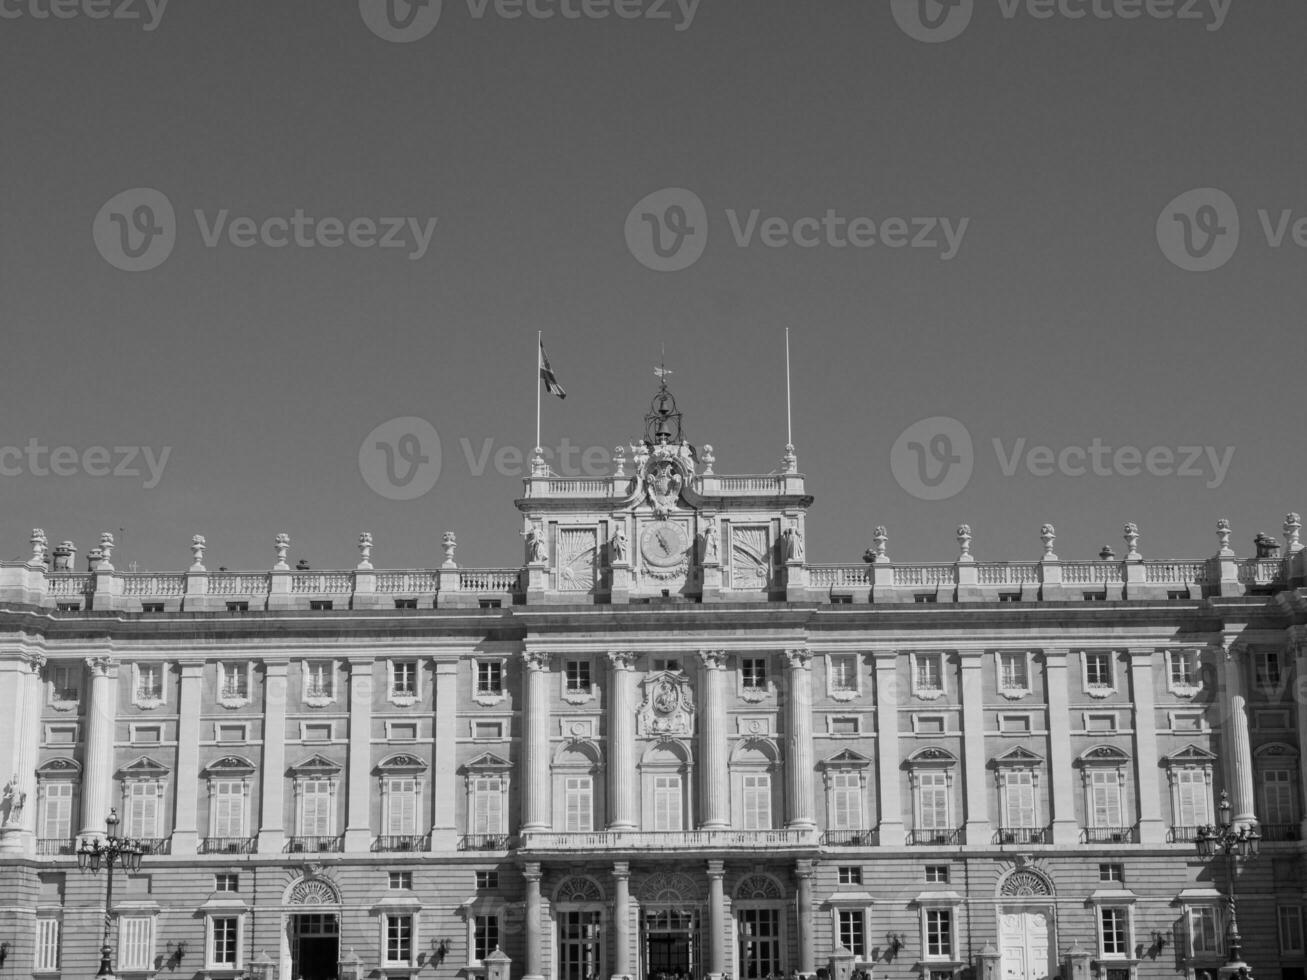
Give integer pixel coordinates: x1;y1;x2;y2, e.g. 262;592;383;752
554;876;607;980
734;874;787;979
282;875;342;980
637;872;703;980
997;868;1056;980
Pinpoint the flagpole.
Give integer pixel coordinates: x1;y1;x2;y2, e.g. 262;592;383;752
535;330;542;452
785;327;793;446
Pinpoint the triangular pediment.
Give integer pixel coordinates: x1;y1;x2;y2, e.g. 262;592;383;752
1167;743;1218;765
994;746;1044;766
288;754;342;776
820;749;872;769
203;756;256;777
116;756;170;779
462;752;512;773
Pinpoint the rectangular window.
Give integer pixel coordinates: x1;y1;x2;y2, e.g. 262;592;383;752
917;772;950;830
35;918;60;972
564;775;593;833
305;661;332;699
478;599;502;609
389;871;413;890
1085;652;1113;689
915;653;943;692
42;782;74;840
1086;714;1117;732
392;661;417;696
837;910;866;958
1098;864;1124;883
210;916;239;966
141;602;164;613
477;661;503;694
394;598;418;609
742;773;772;829
476;870;500;890
226;601;249;612
386;914;413;965
1089;771;1123;827
829;771;863;830
474;915;500;961
1170;650;1199;688
1190;906;1221;956
119;916;155;971
1279;907;1305;955
132;725;161;744
124;782;161;838
136;663;163;700
653;774;682;831
999;653;1029;691
1254;652;1282;689
742;658;767;690
212;780;246;838
389;722;418;741
925;865;950;883
926;909;953;958
837;866;863;885
50;664;79;702
1003;770;1037;828
1263;770;1296;824
220;662;247;699
387;778;418;836
653;658;681;673
916;715;946;734
215;873;239;892
309;600;333;611
565;660;591;693
472;777;504;835
1100;908;1129;957
1174;769;1211;827
303;723;332;742
300;779;333;836
829;655;857;693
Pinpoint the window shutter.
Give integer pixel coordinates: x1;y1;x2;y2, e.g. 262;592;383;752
120;917;154;970
388;778;416;835
1091;771;1122;826
43;782;73;839
743;774;771;830
1005;771;1036;827
1263;771;1295;824
1176;770;1209;826
36;919;60;971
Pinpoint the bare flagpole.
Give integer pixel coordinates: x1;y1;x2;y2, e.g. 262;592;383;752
785;327;793;447
535;330;542;452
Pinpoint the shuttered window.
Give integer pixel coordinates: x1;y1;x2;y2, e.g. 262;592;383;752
564;776;593;833
125;782;161;838
742;773;771;830
119;916;155;970
829;771;862;830
472;777;503;835
653;775;682;831
1003;771;1037;827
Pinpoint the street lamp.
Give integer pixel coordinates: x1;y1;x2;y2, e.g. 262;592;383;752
1194;790;1262;980
77;809;144;978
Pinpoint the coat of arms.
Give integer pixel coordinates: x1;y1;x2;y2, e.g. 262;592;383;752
643;456;688;518
636;670;695;736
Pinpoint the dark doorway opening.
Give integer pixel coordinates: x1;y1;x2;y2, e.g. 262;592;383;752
291;913;339;980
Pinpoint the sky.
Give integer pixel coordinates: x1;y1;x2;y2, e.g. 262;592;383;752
1;0;1303;573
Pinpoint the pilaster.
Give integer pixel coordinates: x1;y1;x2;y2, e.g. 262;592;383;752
170;660;205;855
521;651;552;832
959;650;990;843
606;653;637;831
257;659;289;852
1044;649;1078;844
872;650;904;846
431;659;459;850
1128;649;1166;845
344;657;375;852
784;648;816;830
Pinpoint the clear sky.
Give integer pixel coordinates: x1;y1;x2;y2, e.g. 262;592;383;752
1;0;1303;573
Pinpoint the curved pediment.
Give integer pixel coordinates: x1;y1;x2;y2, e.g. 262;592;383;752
375;753;428;774
907;746;958;768
1078;744;1130;766
203;756;257;777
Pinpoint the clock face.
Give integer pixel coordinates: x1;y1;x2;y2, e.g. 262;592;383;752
641;521;688;567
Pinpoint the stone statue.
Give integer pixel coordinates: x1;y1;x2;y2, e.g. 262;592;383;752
611;524;627;563
702;518;719;563
1;776;24;826
524;525;548;563
783;525;804;561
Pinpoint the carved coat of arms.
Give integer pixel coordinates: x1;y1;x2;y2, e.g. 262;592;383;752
636;670;695;737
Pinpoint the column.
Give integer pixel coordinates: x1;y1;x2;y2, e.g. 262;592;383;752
344;658;374;852
524;861;544;980
959;651;990;843
707;859;726;980
1044;649;1078;844
0;653;45;854
1221;643;1257;825
612;861;631;980
795;860;815;978
698;651;729;829
1128;649;1166;844
79;656;117;839
784;649;816;830
431;659;458;850
606;653;637;831
522;652;552;832
1293;637;1307;841
872;650;904;846
170;660;205;854
258;659;289;852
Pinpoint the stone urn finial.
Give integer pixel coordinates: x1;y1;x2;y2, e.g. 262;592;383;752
956;524;973;560
442;531;457;568
1216;518;1233;556
1284;512;1303;554
358;532;374;570
273;533;290;570
781;444;797;475
1040;523;1057;560
701;444;715;476
190;534;207;572
871;525;889;563
30;528;48;566
612;445;626;479
86;547;103;572
530;448;549;477
1123;522;1141;560
97;531;115;570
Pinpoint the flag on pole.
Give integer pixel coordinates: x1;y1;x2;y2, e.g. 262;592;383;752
539;341;567;399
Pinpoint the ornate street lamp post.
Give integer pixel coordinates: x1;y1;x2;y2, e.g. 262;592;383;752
77;809;144;978
1195;790;1261;980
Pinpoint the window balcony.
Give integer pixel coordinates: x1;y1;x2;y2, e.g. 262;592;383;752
995;826;1050;845
373;834;431;852
1257;822;1301;842
820;828;880;847
1081;826;1138;844
135;837;172;855
200;837;256;854
1168;825;1205;843
286;835;343;853
909;828;963;846
37;837;76;856
458;834;516;851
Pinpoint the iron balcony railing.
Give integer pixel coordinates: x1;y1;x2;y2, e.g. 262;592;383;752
1082;826;1138;844
1257;823;1301;842
995;826;1050;845
820;828;880;847
37;838;76;856
135;837;171;855
373;834;431;852
286;835;343;853
458;834;516;851
1168;825;1205;843
908;828;963;846
200;837;256;855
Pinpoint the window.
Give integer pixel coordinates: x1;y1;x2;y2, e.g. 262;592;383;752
1173;769;1212;828
838;866;862;885
742;658;767;690
479;599;502;609
565;660;591;693
917;771;950;830
391;660;418;698
742;773;771;829
474;914;500;962
141;602;164;612
299;779;334;836
829;655;858;696
1002;770;1037;828
1089;770;1124;827
1098;864;1124;883
477;660;503;695
389;871;413;890
309;600;333;611
829;716;860;735
55;601;81;612
1263;770;1297;824
999;652;1029;693
386;777;419;836
915;715;946;734
1085;652;1113;690
926;909;953;958
738;908;781;978
135;662;164;704
653;658;681;673
219;662;248;702
226;601;249;612
653;774;682;831
35;917;60;972
1168;650;1201;692
1254;651;1282;690
303;723;332;742
838;910;866;958
394;598;418;609
472;776;505;835
304;660;334;702
389;722;419;741
563;775;593;833
476;870;499;890
1099;908;1130;957
1189;906;1222;956
215;873;239;892
124;781;162;838
41;781;74;840
1279;907;1305;956
118;915;156;970
925;865;950;883
385;914;414;965
49;663;79;703
211;780;246;838
828;771;863;830
209;916;240;967
913;652;944;697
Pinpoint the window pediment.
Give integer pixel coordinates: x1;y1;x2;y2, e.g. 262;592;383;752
907;747;957;768
1166;744;1218;766
462;752;512;774
1078;745;1130;767
116;756;170;780
993;746;1044;767
376;753;428;775
37;757;80;775
1253;741;1298;761
820;749;873;770
204;756;256;778
288;754;342;777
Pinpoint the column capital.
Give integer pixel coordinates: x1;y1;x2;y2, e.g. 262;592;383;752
706;859;725;878
85;655;117;676
612;860;630;879
523;861;543;882
793;858;815;879
346;655;375;668
608;651;638;671
697;650;728;670
521;651;552;672
784;648;812;670
20;651;46;673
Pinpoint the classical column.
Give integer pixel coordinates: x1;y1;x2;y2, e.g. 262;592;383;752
1128;649;1166;844
1044;649;1078;844
1220;642;1257;825
431;659;458;850
698;651;729;829
171;660;205;854
959;651;989;843
872;650;904;846
257;660;289;852
612;861;631;980
707;860;726;980
1293;637;1307;841
521;652;552;832
0;653;45;854
607;653;637;831
344;658;375;852
524;861;544;980
79;656;118;839
784;649;816;830
795;860;815;978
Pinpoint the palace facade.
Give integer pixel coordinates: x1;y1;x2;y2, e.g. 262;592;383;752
1;389;1305;980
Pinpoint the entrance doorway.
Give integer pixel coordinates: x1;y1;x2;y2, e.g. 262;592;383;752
644;908;699;980
999;909;1054;980
291;913;340;980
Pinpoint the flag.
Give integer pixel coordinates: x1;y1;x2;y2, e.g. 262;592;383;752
539;342;567;399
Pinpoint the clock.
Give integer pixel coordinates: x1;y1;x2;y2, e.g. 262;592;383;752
640;521;689;568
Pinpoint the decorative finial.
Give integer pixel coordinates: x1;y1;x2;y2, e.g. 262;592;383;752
1284;512;1303;554
97;531;115;570
869;525;889;563
1098;544;1116;561
51;540;76;572
30;529;48;566
956;524;973;560
1040;523;1057;560
701;444;715;475
190;534;206;572
1216;518;1233;556
273;533;290;570
781;444;797;474
357;532;373;570
612;445;626;478
1123;522;1140;560
530;448;549;477
441;531;458;568
86;547;103;572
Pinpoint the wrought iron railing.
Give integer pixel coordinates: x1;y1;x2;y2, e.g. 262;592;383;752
287;835;343;853
458;834;516;851
1081;826;1137;844
200;837;256;854
373;834;431;852
819;828;879;846
995;826;1050;845
908;828;963;845
1257;823;1301;842
37;838;76;856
